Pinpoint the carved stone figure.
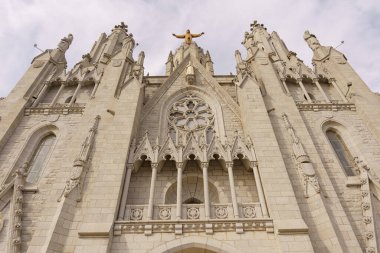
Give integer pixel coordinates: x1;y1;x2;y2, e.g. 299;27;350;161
303;31;320;51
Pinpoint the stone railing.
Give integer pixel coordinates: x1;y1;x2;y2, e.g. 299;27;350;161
115;202;272;235
25;103;86;115
295;100;356;111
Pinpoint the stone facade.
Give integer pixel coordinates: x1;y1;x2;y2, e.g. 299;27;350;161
0;21;380;253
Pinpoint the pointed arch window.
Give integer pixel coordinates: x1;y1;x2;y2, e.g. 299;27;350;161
326;130;355;176
26;134;56;183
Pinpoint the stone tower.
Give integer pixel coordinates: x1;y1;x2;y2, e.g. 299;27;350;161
0;21;380;253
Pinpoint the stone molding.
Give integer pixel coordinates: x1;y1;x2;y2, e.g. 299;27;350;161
114;218;274;236
296;100;356;111
25;103;85;115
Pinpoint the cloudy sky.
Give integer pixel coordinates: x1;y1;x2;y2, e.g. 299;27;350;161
1;0;379;97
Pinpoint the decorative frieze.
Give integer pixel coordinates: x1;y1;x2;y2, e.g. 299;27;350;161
25;103;85;115
115;218;274;235
295;100;356;111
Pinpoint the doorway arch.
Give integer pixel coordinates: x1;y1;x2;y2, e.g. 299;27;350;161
149;236;242;253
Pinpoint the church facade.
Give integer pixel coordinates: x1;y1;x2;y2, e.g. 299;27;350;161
0;21;380;253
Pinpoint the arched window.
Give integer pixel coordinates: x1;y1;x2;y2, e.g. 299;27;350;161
326;130;355;176
26;134;56;183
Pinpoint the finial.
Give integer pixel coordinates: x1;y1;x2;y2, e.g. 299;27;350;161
115;22;128;32
250;20;261;31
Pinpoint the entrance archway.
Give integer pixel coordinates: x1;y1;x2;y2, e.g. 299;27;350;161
149;236;241;253
174;248;217;253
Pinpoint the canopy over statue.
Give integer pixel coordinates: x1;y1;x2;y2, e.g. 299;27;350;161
172;29;205;44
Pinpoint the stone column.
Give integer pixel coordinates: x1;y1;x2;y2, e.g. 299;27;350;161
313;79;330;103
118;164;133;220
31;82;51;107
49;82;66;107
176;162;183;219
201;162;211;219
280;78;291;94
329;78;349;102
297;78;312;103
251;162;269;218
68;82;82;106
147;163;158;220
90;81;100;98
226;162;239;218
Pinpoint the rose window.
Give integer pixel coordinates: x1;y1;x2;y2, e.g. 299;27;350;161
168;95;214;132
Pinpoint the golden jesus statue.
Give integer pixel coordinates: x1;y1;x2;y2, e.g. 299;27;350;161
172;29;205;44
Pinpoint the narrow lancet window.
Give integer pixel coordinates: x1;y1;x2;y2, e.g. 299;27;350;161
326;130;355;176
26;134;56;183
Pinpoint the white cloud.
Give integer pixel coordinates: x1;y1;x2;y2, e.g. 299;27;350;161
1;0;379;96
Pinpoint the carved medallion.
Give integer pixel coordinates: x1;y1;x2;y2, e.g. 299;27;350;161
187;207;200;219
243;206;256;218
215;206;228;219
159;207;171;220
130;208;143;220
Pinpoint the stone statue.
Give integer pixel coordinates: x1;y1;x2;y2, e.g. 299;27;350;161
50;34;74;63
303;31;320;51
57;34;74;53
172;29;205;45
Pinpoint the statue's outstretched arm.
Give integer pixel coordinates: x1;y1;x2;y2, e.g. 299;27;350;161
172;33;185;38
191;32;205;38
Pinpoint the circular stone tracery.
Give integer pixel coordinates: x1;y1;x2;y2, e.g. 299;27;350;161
168;95;214;132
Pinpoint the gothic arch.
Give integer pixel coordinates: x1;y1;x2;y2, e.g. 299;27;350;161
149;236;242;253
162;173;224;204
321;120;360;156
158;86;226;144
1;123;59;185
